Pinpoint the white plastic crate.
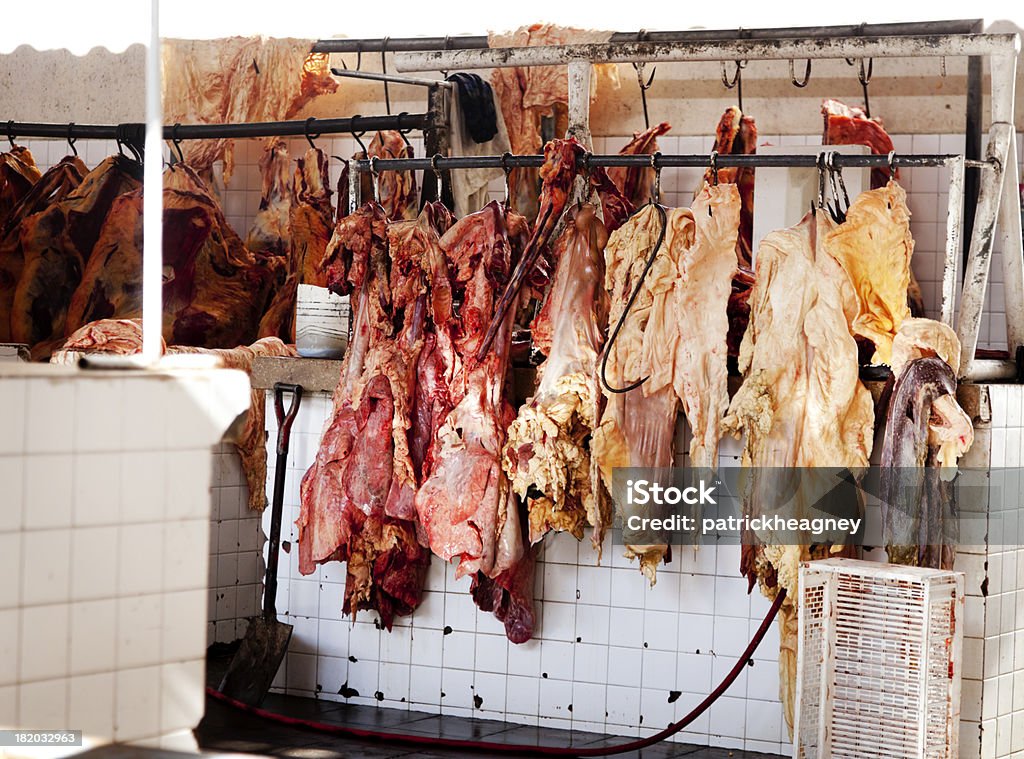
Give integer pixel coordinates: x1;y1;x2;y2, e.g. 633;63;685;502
795;558;964;759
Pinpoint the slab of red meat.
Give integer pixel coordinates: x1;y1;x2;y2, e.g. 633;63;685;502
588;166;633;235
0;146;41;223
290;146;333;289
65;163;276;351
699;107;757;356
337;131;419;223
415;201;531;590
822;98;897;190
607;121;671;207
12;156;141;358
479;138;583;360
0;155;88;344
298;201;435;628
470;541;537;644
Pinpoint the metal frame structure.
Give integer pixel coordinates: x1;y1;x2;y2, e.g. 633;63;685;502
389;28;1023;383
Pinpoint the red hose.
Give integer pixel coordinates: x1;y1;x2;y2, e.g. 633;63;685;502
205;588;786;757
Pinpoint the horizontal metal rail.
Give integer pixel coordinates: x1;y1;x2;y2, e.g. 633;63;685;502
312;19;984;54
330;68;450;88
354;152;994;173
395;33;1019;72
2;113;431;142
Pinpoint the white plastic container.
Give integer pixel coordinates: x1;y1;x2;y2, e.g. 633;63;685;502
295;284;349;359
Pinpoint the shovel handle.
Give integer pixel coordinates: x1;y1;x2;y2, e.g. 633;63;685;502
265;383;303;619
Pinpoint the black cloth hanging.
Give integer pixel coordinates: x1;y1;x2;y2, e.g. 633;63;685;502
447;73;498;144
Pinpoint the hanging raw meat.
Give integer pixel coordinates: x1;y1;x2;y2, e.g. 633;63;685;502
488;24;619;220
12;156;142;358
881;319;972;569
822;180;914;365
822;98;897;190
65;163;276;350
297;202;434;628
0;146;41;223
479;137;583;361
504;203;610;551
0;155;88;344
651;184;740;470
822;100;925;317
162;37;337;181
722;209;875;735
251;140;296;341
588;166;634;234
607;121;671;207
415;201;530;580
697;108;757;356
337;131;419;222
289;146;333;287
247;139;293;261
368;131;419;222
591;204;678;582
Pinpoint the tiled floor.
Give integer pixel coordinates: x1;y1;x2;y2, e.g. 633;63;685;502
186;651;786;759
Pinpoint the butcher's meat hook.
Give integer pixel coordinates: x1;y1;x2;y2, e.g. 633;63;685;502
600;156;666;394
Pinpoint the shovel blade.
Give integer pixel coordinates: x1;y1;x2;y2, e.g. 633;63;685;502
218;617;294;706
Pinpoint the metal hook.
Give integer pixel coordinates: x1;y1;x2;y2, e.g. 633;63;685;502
439;35;452;80
650;151;662;203
500;151;513;208
940;56;947;78
825;152;846;223
380;37;392;116
721;60;741;89
304;117;320;150
631;60;657;130
789;59;811;88
6;120;15;148
886;150;897;181
66;122;78;157
832;153;851;215
815;152;827;211
709;150;719;186
350;115;367;155
855;57;873;117
170;123;184;165
600;202;668;394
370;155;382;205
395;111;413;150
430;153;444;203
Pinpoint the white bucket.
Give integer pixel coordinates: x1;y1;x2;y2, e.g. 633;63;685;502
295;284;350;359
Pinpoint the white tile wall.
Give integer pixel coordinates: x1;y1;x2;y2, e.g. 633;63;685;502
0;365;249;755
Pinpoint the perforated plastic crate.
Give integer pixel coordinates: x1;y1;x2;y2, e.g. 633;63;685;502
795;558;964;759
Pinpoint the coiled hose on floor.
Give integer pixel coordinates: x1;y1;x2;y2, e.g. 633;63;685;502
206;588;786;756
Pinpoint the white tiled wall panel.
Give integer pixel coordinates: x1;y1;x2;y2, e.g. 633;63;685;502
0;366;249;755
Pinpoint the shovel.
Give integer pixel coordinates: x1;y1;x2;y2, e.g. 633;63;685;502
219;382;303;706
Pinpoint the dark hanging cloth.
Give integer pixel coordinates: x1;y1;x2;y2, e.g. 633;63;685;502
447;73;499;144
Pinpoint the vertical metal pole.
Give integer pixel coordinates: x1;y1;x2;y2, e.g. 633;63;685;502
958;123;1011;378
141;0;163;363
999;132;1024;357
566;59;593;148
421;83;452;211
962;23;984;266
347;159;361;215
941;155;965;327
